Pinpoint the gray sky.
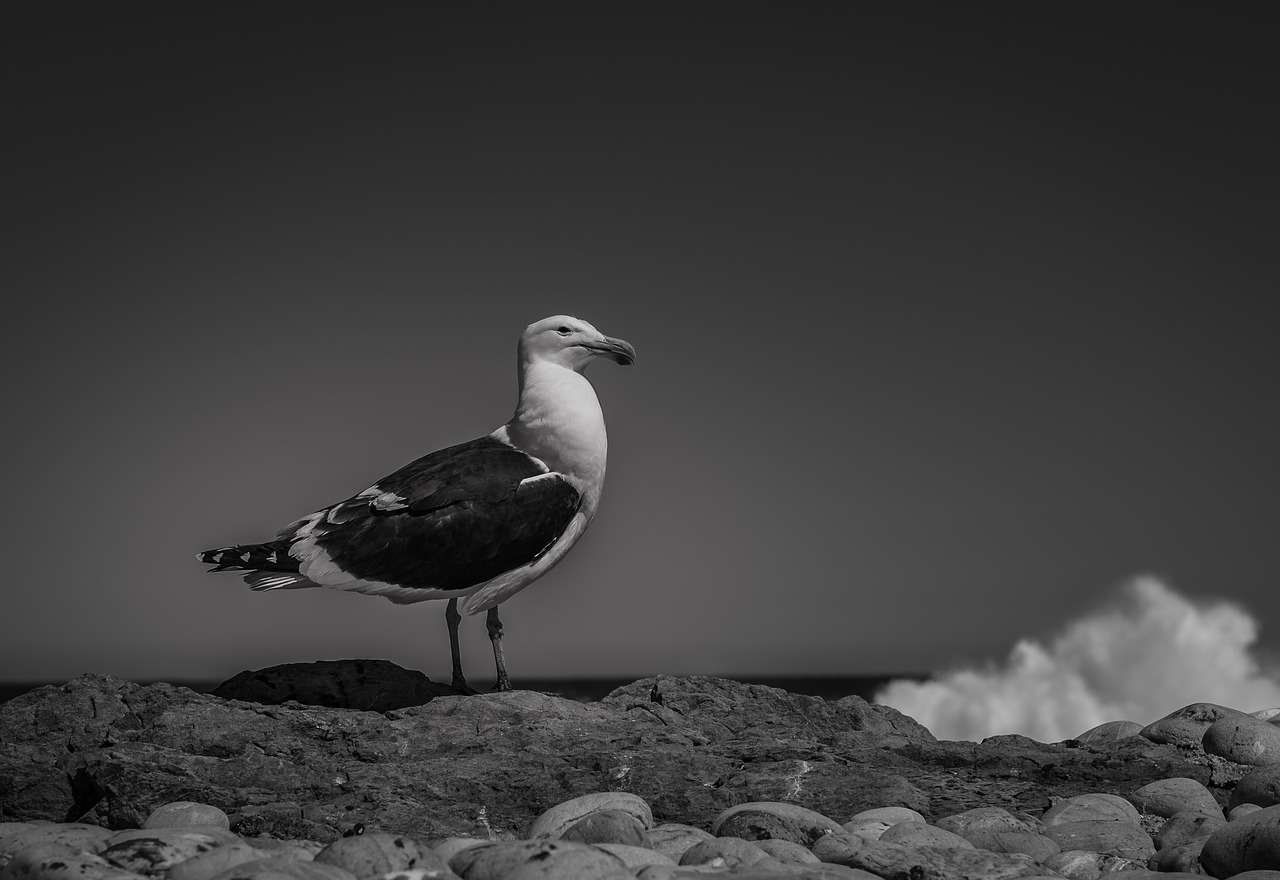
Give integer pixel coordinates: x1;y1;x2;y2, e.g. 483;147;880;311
4;3;1278;687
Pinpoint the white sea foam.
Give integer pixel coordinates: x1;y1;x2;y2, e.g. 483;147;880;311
876;576;1280;742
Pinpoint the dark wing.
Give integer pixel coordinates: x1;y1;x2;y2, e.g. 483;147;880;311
297;435;581;592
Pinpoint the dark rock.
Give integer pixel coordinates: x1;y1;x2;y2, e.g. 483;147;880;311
1043;819;1154;861
557;810;650;847
0;843;127;880
448;840;624;880
710;802;844;847
813;831;1045;880
1042;793;1140;826
964;831;1059;862
1202;716;1280;767
166;842;265;880
0;669;1240;842
1142;704;1249;749
211;660;460;712
1131;778;1222;818
646;824;713;862
1042;850;1147;879
677;837;768;867
1199;804;1280;878
1154;812;1227;851
142;802;231;831
752;839;821;863
1231;764;1280;809
526;792;652;839
97;831;232;876
1149;840;1209;873
200;857;354;880
1075;721;1145;745
312;833;446;876
879;820;974;850
590;843;673;870
934;806;1039;839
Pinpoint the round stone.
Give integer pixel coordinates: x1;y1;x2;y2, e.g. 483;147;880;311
1142;703;1249;748
1153;812;1227;851
1131;778;1222;818
558;810;650;847
1199;804;1280;878
427;839;485;863
841;808;927;841
99;831;234;876
963;831;1060;862
592;844;674;870
840;818;893;840
935;806;1038;839
879;821;974;850
168;843;267;880
201;857;355;880
0;843;140;880
314;834;446;877
845;807;927;826
710;802;844;847
1203;716;1280;766
526;793;652;840
1043;820;1154;861
143;803;231;831
1151;841;1209;873
0;824;114;858
677;837;768;868
752;839;820;863
449;840;625;880
1042;794;1142;826
1231;765;1280;809
645;825;713;863
1073;721;1145;744
1042;850;1147;880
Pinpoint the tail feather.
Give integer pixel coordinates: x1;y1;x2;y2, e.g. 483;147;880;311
197;540;297;572
198;541;320;592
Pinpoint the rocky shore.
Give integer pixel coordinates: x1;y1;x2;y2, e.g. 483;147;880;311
1;664;1278;879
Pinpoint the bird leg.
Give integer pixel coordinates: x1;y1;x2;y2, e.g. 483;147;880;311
445;599;477;694
487;606;511;691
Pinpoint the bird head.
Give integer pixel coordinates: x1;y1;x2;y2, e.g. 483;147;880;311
519;315;637;372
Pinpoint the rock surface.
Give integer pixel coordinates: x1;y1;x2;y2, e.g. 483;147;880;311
1203;716;1280;767
211;660;462;712
1200;804;1280;878
9;667;1280;879
1142;703;1249;749
1131;778;1222;818
0;670;1245;843
1230;765;1280;809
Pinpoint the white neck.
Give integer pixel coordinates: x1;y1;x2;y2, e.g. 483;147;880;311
503;358;609;515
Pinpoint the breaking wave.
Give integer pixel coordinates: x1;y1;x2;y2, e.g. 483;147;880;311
875;576;1280;742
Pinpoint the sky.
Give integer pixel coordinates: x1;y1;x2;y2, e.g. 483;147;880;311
4;4;1279;716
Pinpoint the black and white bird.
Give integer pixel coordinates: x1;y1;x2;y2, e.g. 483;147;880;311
198;315;635;692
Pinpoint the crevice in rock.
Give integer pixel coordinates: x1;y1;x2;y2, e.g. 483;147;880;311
64;766;105;823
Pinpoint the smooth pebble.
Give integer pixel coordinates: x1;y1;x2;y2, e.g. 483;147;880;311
1131;778;1222;818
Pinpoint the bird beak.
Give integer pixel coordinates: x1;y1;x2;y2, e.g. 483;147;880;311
586;335;636;366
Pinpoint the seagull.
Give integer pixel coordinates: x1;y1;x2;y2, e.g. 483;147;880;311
198;315;635;692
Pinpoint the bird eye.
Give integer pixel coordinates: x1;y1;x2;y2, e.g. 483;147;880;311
556;326;572;335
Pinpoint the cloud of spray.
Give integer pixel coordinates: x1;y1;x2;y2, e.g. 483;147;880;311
876;577;1280;743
